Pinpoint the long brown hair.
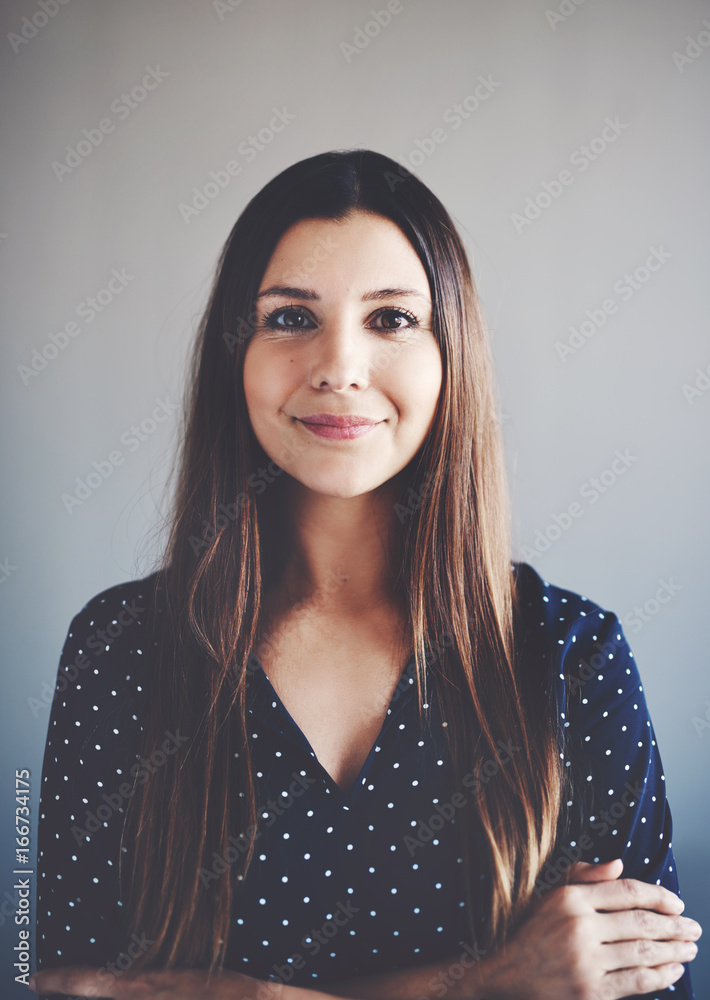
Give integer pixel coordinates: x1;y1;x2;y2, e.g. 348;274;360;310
120;149;566;971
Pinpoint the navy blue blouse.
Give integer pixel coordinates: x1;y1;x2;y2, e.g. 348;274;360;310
36;561;694;998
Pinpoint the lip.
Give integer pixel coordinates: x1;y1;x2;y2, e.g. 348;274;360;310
298;413;382;427
295;412;384;441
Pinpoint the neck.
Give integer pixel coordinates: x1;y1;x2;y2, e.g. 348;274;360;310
270;474;408;619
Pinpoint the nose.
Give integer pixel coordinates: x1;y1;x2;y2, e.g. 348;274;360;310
308;315;371;391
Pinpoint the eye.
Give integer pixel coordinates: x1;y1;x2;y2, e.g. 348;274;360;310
369;307;420;331
259;304;421;333
262;304;315;330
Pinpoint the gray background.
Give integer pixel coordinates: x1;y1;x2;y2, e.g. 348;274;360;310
1;0;708;995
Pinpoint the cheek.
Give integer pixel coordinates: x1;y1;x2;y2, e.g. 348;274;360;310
393;348;443;421
243;346;290;419
241;346;258;411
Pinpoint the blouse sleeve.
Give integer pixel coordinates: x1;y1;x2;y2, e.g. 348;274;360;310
36;595;145;985
556;607;695;1000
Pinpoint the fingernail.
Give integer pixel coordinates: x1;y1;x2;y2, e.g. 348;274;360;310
28;975;37;993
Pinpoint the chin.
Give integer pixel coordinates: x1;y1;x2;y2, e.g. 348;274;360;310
297;469;386;500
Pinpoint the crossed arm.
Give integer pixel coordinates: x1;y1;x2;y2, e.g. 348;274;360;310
30;860;701;1000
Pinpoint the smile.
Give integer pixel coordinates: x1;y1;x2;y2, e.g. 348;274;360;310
296;419;382;440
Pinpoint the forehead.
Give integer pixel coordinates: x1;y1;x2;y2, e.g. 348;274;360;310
260;212;430;294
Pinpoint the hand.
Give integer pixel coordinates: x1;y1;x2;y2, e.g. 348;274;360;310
475;858;702;1000
568;858;626;885
29;965;339;1000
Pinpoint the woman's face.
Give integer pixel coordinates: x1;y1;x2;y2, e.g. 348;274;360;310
242;211;443;499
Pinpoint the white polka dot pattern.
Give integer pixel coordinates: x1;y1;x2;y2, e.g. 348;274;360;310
34;563;693;998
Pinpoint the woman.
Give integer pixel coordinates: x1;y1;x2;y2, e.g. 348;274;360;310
33;149;701;999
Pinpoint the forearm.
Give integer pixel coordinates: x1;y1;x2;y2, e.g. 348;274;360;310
315;949;492;1000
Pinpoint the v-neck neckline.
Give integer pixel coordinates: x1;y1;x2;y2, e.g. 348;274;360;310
246;651;428;802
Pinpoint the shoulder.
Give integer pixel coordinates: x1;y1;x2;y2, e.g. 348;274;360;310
60;568;165;671
512;560;604;629
513;573;683;907
64;569;164;635
511;560;640;717
512;563;648;757
512;560;622;655
48;569;166;740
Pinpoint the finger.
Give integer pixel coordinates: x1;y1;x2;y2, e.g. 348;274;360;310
598;907;702;943
568;858;623;883
582;877;686;914
31;966;118;997
601;961;686;999
602;936;698;973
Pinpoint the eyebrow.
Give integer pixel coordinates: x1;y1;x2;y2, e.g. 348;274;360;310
255;285;429;301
